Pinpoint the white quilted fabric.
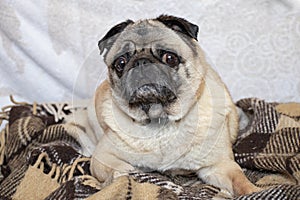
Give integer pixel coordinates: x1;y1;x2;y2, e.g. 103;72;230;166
0;0;299;109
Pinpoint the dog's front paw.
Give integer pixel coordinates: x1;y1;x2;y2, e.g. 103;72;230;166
101;168;137;188
198;161;260;197
112;170;130;179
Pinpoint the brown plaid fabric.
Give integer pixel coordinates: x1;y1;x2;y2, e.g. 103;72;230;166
0;98;299;199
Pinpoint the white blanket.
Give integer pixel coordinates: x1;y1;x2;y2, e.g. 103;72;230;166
1;0;300;110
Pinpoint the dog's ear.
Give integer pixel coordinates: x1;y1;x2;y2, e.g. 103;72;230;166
98;19;134;55
156;15;198;41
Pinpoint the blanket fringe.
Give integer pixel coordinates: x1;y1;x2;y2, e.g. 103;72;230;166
80;175;102;190
40;100;89;123
1;95;90;125
0;95;37;126
32;152;61;181
60;157;91;183
31;152;93;185
1;95;69;123
0;106;9;127
41;103;68;123
0;125;8;165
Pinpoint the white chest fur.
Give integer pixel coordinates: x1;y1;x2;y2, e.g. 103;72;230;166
96;72;235;172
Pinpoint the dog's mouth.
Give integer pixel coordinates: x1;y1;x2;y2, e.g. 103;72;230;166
129;83;177;119
119;62;180;123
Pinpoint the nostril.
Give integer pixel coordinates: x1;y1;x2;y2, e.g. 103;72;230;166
134;58;151;68
129;84;177;106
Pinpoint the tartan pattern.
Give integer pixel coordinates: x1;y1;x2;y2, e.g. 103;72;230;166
0;98;299;199
234;98;300;186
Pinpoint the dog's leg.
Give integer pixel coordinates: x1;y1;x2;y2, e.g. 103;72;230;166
197;161;260;196
91;153;135;187
230;167;261;196
90;150;134;185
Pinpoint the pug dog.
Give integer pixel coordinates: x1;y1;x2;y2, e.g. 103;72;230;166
90;15;259;196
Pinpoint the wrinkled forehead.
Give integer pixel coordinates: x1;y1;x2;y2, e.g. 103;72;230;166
105;19;192;63
120;19;178;46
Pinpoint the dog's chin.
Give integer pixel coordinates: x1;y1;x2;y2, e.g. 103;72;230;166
147;103;166;119
129;103;169;125
125;84;178;125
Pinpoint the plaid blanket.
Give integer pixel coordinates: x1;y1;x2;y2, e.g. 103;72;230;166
0;97;299;199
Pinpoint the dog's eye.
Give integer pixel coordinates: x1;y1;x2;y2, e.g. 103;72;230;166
162;52;180;68
113;56;127;74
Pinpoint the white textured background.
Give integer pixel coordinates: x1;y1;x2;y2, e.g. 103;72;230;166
1;0;300;110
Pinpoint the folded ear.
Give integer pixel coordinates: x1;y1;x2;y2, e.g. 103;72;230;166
156;15;198;41
98;19;134;55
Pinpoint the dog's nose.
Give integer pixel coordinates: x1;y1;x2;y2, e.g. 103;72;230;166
134;58;152;68
129;83;177;105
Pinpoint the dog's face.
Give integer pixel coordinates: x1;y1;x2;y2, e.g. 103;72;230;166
99;15;208;124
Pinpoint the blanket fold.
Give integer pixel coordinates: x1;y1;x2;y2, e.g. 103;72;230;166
0;97;299;199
